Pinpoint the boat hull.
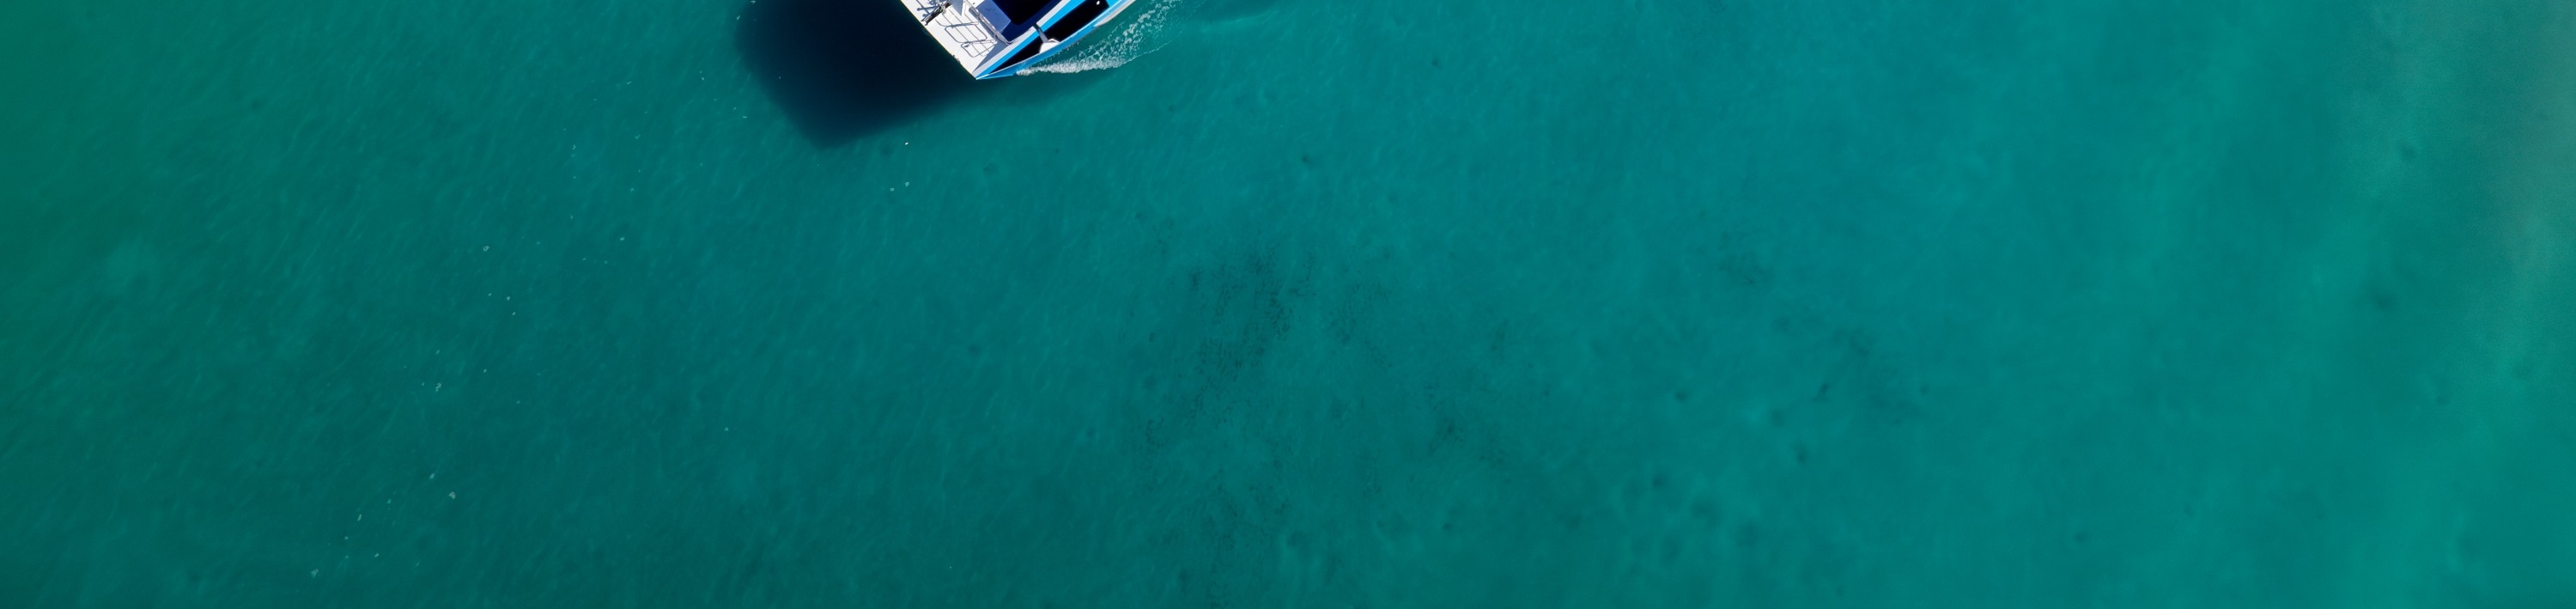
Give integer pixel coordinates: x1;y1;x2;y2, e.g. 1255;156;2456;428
900;0;1139;79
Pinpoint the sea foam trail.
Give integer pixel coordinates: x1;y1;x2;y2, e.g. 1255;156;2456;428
1027;0;1184;73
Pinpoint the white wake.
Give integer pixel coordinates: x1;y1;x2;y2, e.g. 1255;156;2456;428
1025;0;1185;74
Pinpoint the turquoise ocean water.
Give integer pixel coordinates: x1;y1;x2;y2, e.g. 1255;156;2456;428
4;0;2574;605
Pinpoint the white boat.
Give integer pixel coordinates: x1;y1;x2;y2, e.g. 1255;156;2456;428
901;0;1139;79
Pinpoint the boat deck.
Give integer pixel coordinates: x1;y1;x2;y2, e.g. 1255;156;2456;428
900;0;1134;79
904;0;1004;73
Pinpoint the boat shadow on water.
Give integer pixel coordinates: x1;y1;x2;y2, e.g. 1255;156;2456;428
736;0;1108;149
